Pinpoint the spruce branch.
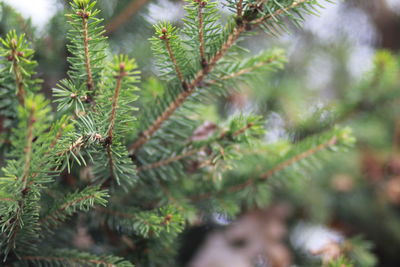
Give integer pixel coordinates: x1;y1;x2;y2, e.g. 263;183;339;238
129;24;246;154
196;0;207;65
251;0;312;27
21;109;35;190
105;0;150;34
104;61;126;179
96;205;184;238
219;56;280;81
21;249;134;267
129;0;306;154
40;185;108;229
138;121;255;172
10;40;26;105
22;256;119;267
191;127;354;201
0;30;40;106
80;10;95;93
159;27;186;86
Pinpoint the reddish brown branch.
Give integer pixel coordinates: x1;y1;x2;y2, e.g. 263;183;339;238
22;256;117;267
129;1;305;154
9;39;25;105
197;1;206;64
138;122;254;172
21;112;35;190
137;149;199;172
191;136;338;201
105;0;150;35
107;68;125;141
252;0;309;26
81;13;94;93
161;30;185;84
129;24;246;154
40;194;98;224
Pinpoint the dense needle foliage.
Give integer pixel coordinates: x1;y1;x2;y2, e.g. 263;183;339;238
2;0;395;266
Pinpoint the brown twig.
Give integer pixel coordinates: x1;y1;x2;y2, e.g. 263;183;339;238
207;56;279;86
40;194;98;224
21;256;117;267
128;24;247;154
79;11;94;93
197;0;206;65
251;0;309;26
105;66;127;180
191;135;338;201
9;38;26;105
105;0;150;35
160;29;185;85
129;0;306;154
21;112;35;190
138;122;254;172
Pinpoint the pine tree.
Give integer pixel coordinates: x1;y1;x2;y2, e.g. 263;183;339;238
0;0;365;266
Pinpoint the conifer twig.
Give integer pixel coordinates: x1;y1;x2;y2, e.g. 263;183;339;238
137;149;199;172
207;56;280;85
77;10;94;93
39;193;99;225
138;122;254;172
128;24;246;154
251;0;309;26
21;256;118;267
197;0;206;65
107;65;126;142
49;122;68;150
160;29;185;85
129;1;303;154
191;135;338;201
105;64;128;181
9;38;26;105
21;111;35;190
105;0;150;35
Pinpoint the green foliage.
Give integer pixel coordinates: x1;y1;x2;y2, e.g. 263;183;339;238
0;30;41;150
20;249;134;267
328;256;354;267
41;185;108;232
0;0;380;266
54;0;107;111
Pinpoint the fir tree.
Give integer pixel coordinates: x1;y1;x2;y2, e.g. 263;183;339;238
0;0;366;266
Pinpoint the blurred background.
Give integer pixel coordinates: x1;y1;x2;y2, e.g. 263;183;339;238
1;0;400;266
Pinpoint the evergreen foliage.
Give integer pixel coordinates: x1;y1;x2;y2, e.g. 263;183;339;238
0;0;382;266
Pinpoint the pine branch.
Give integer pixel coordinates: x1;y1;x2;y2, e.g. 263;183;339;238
58;0;108;110
22;256;119;266
80;10;95;93
21;110;34;190
129;24;246;154
138;121;255;172
40;185;108;229
96;205;184;238
0;30;40;107
21;249;134;267
160;28;186;86
10;41;25;105
191;128;354;201
196;0;206;65
105;0;150;34
226;136;338;194
129;0;307;154
251;0;314;27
